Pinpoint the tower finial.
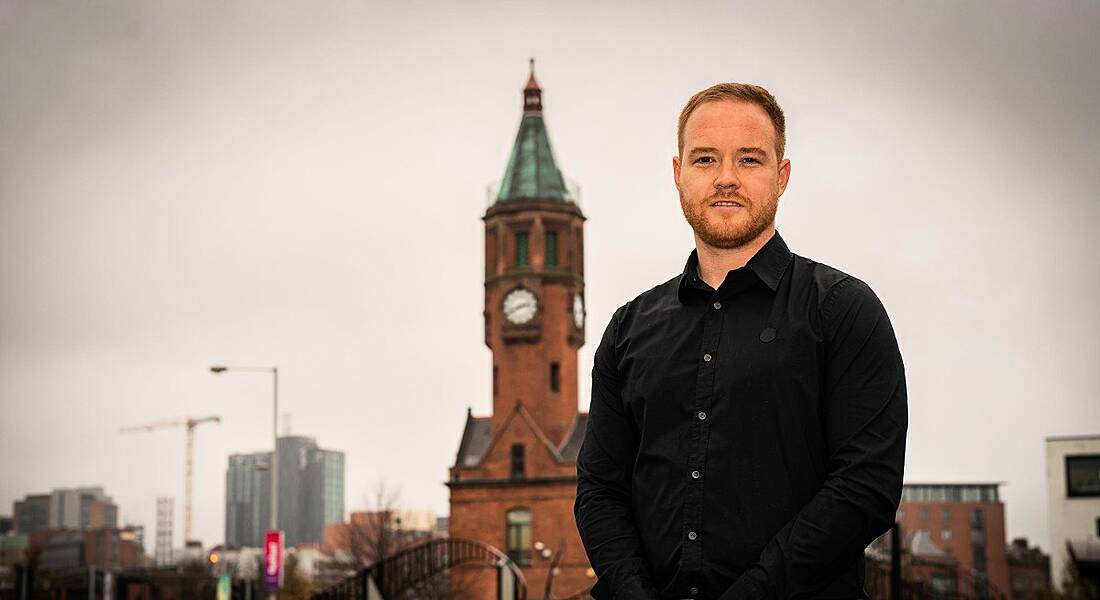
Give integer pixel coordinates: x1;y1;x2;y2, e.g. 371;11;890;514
523;58;542;112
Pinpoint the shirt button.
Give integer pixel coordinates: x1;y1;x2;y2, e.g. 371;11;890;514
691;470;701;479
697;411;707;421
687;531;697;540
690;587;699;595
712;301;722;310
703;353;712;362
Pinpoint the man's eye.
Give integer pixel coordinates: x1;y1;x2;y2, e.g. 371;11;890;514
694;157;714;164
741;157;761;165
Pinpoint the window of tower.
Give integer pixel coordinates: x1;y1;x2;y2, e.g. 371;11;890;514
516;231;529;267
511;444;525;478
505;508;531;565
546;231;558;267
493;365;499;398
550;361;560;393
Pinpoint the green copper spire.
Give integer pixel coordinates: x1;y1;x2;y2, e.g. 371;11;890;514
496;59;570;203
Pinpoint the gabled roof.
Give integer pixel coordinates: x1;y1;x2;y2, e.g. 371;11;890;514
452;406;589;468
557;413;588;462
495;60;570;203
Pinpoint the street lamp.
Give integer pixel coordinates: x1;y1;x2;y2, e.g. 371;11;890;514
534;539;564;599
210;364;279;599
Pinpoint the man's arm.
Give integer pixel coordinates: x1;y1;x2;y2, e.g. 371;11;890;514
719;277;908;599
574;305;662;600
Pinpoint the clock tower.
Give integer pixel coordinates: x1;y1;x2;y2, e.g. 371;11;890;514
483;61;586;443
447;60;594;599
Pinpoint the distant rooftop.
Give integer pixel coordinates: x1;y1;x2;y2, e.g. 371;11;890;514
1045;434;1100;442
902;483;1000;503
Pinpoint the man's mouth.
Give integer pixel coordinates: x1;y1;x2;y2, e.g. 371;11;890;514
711;200;743;207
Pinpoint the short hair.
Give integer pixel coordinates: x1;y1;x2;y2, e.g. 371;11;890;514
677;83;786;161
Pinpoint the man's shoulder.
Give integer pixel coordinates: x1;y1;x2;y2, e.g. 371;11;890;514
609;273;683;324
796;251;880;299
791;253;891;325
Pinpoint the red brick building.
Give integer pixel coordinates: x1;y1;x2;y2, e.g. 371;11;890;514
898;483;1011;598
447;61;594;600
27;526;145;571
1006;537;1052;600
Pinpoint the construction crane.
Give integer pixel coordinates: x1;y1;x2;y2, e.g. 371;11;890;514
120;416;221;543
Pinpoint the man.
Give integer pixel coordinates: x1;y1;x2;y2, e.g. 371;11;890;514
574;83;907;599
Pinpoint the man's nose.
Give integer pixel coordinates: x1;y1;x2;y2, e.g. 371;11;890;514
714;160;740;190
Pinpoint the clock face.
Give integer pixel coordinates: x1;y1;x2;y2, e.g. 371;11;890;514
572;293;585;329
503;288;538;325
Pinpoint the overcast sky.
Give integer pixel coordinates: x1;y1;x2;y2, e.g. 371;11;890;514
1;0;1098;554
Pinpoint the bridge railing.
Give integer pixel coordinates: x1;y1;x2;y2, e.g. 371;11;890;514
310;537;527;600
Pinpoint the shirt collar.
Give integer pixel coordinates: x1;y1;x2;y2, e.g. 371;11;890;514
677;229;793;304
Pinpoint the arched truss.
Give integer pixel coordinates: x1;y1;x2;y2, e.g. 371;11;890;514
311;536;528;600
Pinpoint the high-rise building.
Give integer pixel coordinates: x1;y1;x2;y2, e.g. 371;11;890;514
447;61;594;599
225;435;345;547
155;497;174;566
12;488;117;534
13;494;49;534
47;487;117;529
226;451;270;548
1045;434;1100;592
898;483;1011;598
317;449;345;530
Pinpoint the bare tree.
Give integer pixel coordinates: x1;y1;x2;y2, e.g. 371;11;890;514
277;552;313;600
333;480;447;599
345;479;407;567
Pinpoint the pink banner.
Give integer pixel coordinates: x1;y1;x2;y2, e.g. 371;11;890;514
263;530;284;590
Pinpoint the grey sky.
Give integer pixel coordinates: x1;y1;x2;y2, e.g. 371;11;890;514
2;0;1098;553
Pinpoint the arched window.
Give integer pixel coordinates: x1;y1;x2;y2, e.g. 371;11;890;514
505;509;531;565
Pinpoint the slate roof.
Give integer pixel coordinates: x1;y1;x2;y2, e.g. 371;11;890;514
909;530;948;557
453;408;588;468
454;409;492;468
558;413;588;462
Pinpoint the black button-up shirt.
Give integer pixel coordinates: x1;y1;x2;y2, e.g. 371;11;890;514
574;230;907;599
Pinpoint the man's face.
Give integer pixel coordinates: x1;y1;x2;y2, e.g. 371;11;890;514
673;100;791;250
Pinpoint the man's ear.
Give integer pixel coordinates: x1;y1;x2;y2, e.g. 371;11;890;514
777;158;791;196
672;155;681;190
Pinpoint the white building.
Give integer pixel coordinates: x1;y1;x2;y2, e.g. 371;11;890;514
1045;434;1100;590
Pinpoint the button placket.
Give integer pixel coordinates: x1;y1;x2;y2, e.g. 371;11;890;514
682;300;724;570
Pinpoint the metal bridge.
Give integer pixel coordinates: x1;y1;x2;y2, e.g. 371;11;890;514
310;537;528;600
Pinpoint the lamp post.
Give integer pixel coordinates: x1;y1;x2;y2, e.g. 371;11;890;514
210;365;279;599
534;540;563;600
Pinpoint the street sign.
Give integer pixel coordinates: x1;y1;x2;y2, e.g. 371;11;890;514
264;530;284;590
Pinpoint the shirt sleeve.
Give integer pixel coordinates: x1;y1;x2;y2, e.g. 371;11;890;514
574;304;662;600
718;277;909;600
